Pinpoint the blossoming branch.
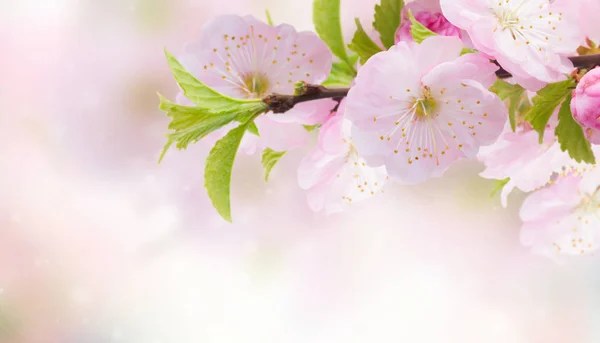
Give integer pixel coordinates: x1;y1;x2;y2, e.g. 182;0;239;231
158;0;600;260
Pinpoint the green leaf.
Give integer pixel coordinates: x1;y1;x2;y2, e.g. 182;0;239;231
313;0;350;65
491;79;525;132
491;178;510;198
323;55;359;87
204;123;250;222
373;0;404;49
555;93;596;164
461;47;477;55
408;9;437;43
158;94;267;162
164;49;258;111
265;9;274;26
247;121;260;136
348;18;383;65
518;97;533;118
525;79;575;143
261;148;287;182
303;124;321;132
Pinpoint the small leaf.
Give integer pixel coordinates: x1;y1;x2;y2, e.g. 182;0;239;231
525;79;575;143
322;55;359;87
265;9;274;26
303;124;321;132
313;0;351;65
373;0;404;49
460;47;477;55
408;10;437;43
205;123;251;222
348;18;383;65
247;121;260;136
491;178;510;198
262;148;287;182
555;93;596;164
491;79;525;132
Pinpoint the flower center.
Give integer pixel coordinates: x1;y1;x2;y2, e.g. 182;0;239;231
346;142;359;160
579;186;600;215
412;86;438;120
492;2;527;41
242;72;270;98
495;8;519;30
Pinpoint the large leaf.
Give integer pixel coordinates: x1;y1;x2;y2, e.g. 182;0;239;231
408;10;436;43
262;148;287;182
158;94;266;162
204;123;250;222
525;79;575;143
555;93;596;164
164;49;257;111
323;55;359;87
491;79;525;132
313;0;350;65
373;0;404;49
348;18;383;65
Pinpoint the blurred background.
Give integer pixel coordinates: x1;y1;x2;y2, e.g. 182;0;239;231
2;0;600;342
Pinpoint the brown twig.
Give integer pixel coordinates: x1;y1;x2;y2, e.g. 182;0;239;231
264;85;350;113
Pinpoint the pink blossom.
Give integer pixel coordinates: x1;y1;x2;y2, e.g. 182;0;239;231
520;169;600;260
395;1;462;43
571;67;600;144
345;36;506;184
477;117;586;207
298;105;387;214
440;0;582;90
177;15;334;153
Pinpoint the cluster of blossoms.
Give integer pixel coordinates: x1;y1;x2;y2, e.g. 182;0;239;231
160;0;600;261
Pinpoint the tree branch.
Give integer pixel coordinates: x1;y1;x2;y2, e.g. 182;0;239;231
263;54;600;113
264;85;350;113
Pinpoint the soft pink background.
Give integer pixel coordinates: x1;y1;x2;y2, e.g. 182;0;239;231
2;0;600;342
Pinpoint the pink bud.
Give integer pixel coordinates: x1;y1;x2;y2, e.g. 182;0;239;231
395;3;461;43
571;67;600;144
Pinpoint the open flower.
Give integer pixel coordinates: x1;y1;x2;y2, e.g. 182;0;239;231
181;14;331;104
478;117;588;207
396;0;462;43
345;36;506;184
572;67;600;144
520;168;600;260
177;14;333;152
298;104;387;214
440;0;581;90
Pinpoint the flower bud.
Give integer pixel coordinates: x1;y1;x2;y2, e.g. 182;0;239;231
395;3;461;43
571;67;600;144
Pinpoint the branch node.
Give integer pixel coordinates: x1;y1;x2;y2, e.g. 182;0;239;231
264;94;295;114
